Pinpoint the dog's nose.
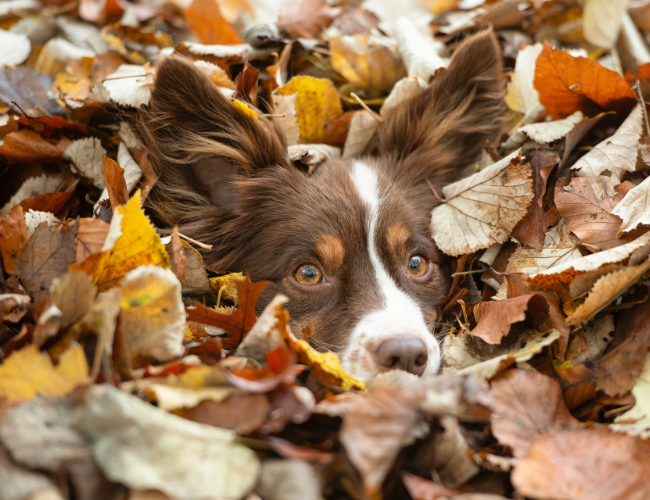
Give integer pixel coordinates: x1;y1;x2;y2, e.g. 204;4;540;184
374;336;428;376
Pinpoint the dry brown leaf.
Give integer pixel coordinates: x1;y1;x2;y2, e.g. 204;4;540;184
169;227;187;286
491;370;581;458
555;176;632;250
63;137;106;189
534;41;637;119
102;156;128;209
612;173;650;234
470;294;549;344
271;93;300;146
71;218;110;264
277;0;341;39
430;151;534;256
51;270;96;328
342;110;379;158
19;188;76;217
0;130;63;162
0;204;29;276
512;429;650;500
184;393;270;435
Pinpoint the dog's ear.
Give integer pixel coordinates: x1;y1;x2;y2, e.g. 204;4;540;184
137;55;289;225
378;29;504;181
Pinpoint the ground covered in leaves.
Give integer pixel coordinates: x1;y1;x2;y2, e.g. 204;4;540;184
1;0;650;499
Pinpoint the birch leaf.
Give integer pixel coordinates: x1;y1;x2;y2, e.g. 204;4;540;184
430;150;534;256
63;137;107;189
571;105;643;184
102;64;155;108
503;111;583;150
271;93;300;146
612;174;650;233
342;111;378;158
505;43;544;120
583;0;629;49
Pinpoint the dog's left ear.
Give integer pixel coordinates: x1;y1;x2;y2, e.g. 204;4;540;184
378;29;504;180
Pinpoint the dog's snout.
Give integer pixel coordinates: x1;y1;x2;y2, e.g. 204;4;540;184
374;336;428;376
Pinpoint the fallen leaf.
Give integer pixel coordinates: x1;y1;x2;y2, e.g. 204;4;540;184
187;277;270;349
430;151;534;256
534;41;637;119
76;191;170;292
0;130;64;162
72;218;110;264
512;428;650;500
0;29;31;68
0;204;29;275
491;370;581;458
505;43;544;121
0;293;30;322
0;344;88;401
569;314;615;365
583;0;628;49
119;265;185;362
24;210;57;236
329;34;405;93
76;385;259;500
0;447;58;500
393;16;446;82
277;0;341;39
169;227;187;285
379;76;426;117
102;64;154;108
612;352;650;438
503;110;583;150
51;270;96;328
276;76;343;142
256;459;321;500
612;173;650;234
271;93;300;146
342;111;379;158
401;472;466;500
16;221;77;303
184;0;243;45
555;176;632;250
511;151;560;251
102;156;128;209
19;188;76;217
235;63;258;105
184;392;270;435
63;137;107;189
571;105;643;184
0;174;73;217
470;294;549;344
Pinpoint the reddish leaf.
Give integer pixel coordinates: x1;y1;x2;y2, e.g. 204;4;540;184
0;130;63;162
0;205;29;276
183;0;243;45
16;116;86;137
534;41;637;119
186;277;271;349
69;218;110;264
102;156;128;209
19;188;76;216
235;63;259;105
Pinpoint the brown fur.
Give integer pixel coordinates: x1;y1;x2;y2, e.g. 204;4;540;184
137;30;505;363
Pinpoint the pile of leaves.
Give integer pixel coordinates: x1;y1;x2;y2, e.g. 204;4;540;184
2;0;650;499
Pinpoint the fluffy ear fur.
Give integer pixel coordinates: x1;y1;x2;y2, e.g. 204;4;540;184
378;29;505;182
137;55;290;228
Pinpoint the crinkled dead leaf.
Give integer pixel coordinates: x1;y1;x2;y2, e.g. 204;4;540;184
534;41;637;119
102;63;154;108
0;204;29;275
556;176;632;250
25;210;57;236
276;76;343;142
0;293;31;323
53;56;93;108
277;0;341;39
470;294;549;345
0;344;88;401
0;130;64;162
571;105;643;185
401;472;466;500
612;173;650;234
512;428;650;500
505;43;543;120
430;150;534;256
566;260;650;325
380;76;426;117
511;221;579;276
187;276;270;349
330;34;405;93
16;221;77;303
76;384;259;500
76;191;170;292
63;137;107;189
491;370;581;458
119;265;185;362
583;0;628;49
102;156;128;209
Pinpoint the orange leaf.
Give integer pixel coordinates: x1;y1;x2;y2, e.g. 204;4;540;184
0;130;63;162
68;218;110;264
186;277;271;349
183;0;243;45
534;41;637;119
0;205;29;276
19;189;76;216
170;226;187;285
102;156;128;209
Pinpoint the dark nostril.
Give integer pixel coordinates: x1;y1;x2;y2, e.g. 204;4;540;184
374;336;428;376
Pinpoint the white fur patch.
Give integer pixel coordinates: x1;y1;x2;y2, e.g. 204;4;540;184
343;162;441;382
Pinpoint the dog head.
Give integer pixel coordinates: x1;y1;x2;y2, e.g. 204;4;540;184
138;30;504;382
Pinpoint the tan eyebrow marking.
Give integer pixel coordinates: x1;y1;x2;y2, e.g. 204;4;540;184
386;223;411;256
315;235;345;270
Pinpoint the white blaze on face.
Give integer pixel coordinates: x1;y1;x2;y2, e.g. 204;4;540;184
341;161;441;382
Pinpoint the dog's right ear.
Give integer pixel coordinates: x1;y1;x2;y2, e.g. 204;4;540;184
137;55;289;223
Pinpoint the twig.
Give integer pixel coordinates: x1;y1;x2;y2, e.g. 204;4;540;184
261;113;286;118
426;177;446;203
177;232;213;250
350;93;383;123
451;269;485;277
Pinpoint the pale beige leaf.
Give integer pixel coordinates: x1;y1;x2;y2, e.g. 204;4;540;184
24;210;58;236
193;60;237;91
342;111;378;158
430;150;534;256
0;174;73;217
503;111;583;150
571;104;643;184
34;38;94;76
0;29;30;68
362;0;433;38
272;93;300;146
119;265;185;362
94;142;143;210
612;353;650;439
507;220;582;275
612;174;650;233
583;0;629;49
393;17;445;81
54;16;108;54
380;76;426;117
505;43;543;119
566;260;650;325
63;137;107;189
102;64;155;108
182;42;250;58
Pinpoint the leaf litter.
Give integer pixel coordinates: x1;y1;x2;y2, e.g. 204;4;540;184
1;1;650;500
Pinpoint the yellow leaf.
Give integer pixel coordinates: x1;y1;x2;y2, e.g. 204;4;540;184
0;344;88;401
75;190;170;292
209;272;246;301
53;57;94;107
276;76;343;142
231;99;259;119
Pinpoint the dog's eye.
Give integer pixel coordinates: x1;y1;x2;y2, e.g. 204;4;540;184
295;264;323;285
407;255;428;277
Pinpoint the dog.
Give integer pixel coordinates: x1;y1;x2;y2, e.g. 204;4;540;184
138;29;504;382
